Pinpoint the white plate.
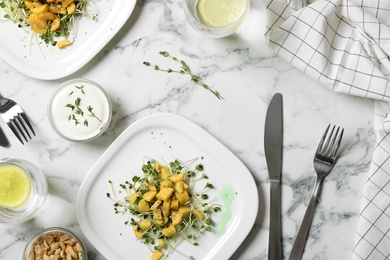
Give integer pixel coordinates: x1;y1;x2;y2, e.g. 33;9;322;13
76;113;259;259
0;0;136;80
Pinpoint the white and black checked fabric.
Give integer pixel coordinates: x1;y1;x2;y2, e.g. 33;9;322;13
265;0;390;259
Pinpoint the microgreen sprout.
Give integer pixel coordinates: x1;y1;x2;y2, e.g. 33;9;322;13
204;182;214;189
143;51;223;100
108;180;116;199
201;194;208;200
195;164;204;171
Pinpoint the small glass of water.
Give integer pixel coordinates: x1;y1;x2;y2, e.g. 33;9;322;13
0;159;47;224
183;0;250;37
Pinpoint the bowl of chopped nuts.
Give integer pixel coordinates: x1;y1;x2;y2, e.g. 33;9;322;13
23;227;87;260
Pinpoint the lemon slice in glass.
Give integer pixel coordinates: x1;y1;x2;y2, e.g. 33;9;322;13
0;165;32;209
198;0;247;27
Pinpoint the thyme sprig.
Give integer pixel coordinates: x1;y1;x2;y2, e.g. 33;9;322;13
65;85;102;127
143;51;222;100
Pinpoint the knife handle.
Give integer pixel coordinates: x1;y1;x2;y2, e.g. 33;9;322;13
268;181;282;260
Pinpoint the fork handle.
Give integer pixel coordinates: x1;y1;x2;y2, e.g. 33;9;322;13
289;178;322;260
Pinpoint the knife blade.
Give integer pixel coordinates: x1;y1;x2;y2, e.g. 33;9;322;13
264;93;283;260
0;125;9;147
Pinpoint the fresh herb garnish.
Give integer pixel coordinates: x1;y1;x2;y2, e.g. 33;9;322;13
143;51;222;100
65;85;102;127
107;158;222;259
87;105;102;123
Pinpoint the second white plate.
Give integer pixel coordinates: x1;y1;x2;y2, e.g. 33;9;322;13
76;113;258;259
0;0;136;80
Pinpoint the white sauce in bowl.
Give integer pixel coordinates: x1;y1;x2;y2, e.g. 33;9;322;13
48;79;112;142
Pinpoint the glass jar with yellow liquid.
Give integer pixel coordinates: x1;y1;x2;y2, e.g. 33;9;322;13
0;159;47;224
183;0;250;37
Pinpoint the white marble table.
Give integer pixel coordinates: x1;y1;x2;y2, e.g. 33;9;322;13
0;0;376;259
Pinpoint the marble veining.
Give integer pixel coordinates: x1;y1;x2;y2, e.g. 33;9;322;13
0;0;376;259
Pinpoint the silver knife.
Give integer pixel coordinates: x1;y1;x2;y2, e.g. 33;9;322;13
264;93;283;260
0;125;9;147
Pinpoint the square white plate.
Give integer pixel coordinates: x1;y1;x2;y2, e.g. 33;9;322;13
76;113;259;259
0;0;136;80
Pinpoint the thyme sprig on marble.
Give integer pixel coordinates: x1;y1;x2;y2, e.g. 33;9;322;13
143;51;222;100
66;85;102;126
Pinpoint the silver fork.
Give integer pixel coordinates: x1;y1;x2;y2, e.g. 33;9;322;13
0;94;35;144
289;125;344;260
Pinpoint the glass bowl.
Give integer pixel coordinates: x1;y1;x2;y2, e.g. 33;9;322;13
0;158;47;224
48;78;112;142
183;0;250;38
23;227;88;260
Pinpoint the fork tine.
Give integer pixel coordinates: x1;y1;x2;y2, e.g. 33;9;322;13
316;124;330;154
330;128;344;158
325;126;339;156
7;122;24;145
15;114;31;139
0;95;35;144
317;124;344;158
20;112;35;136
323;125;336;155
12;117;28;143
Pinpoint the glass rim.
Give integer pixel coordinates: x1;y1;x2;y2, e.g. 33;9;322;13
0;158;47;224
23;227;88;260
183;0;250;33
47;78;112;143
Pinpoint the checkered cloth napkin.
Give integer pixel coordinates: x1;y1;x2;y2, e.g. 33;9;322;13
265;0;390;259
